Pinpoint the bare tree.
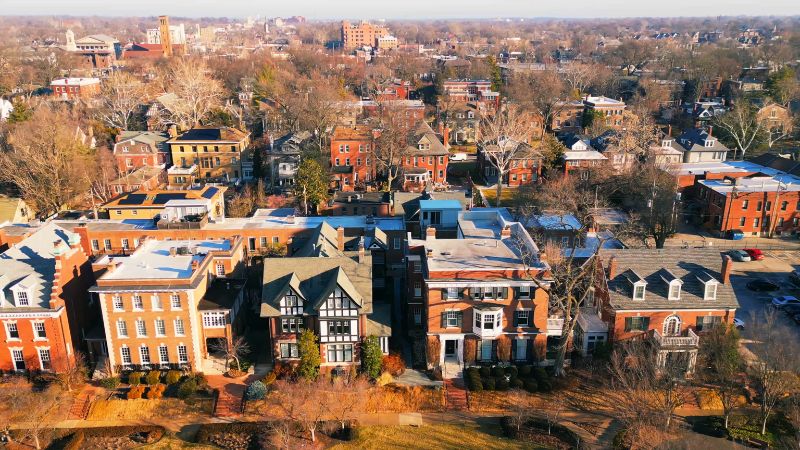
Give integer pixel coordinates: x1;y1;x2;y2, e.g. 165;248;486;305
697;325;744;429
477;105;539;203
168;58;225;127
96;71;146;130
55;352;88;393
210;336;251;373
273;378;329;442
507;70;569;133
324;375;369;431
561;63;599;96
374;103;413;190
0;383;66;449
749;310;800;435
713;103;763;161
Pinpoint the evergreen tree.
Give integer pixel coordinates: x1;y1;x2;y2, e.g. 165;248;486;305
7;100;32;123
487;55;503;93
297;329;320;381
361;335;383;380
294;157;328;215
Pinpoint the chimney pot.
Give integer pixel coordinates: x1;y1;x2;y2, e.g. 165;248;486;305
426;227;436;240
337;226;345;251
721;254;732;284
500;225;512;238
608;256;618;279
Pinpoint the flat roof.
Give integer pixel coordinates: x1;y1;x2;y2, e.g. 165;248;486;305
676;160;781;176
422;238;529;272
419;200;462;210
699;174;800;194
100;239;231;281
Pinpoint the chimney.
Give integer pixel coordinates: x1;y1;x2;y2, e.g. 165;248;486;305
500;225;511;238
191;260;199;270
721;255;732;284
337;226;345;251
607;256;618;279
168;124;178;138
426;226;436;241
707;126;713;138
667;124;672;137
358;241;365;263
169;247;177;256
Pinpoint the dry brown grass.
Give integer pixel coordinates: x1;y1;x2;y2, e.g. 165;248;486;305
468;390;548;413
365;385;445;413
329;424;541;450
87;398;212;421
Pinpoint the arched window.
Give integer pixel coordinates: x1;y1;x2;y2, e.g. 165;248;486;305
663;315;681;336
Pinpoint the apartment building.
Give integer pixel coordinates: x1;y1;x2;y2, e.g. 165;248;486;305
583;96;626;129
330;125;376;191
0;223;96;372
406;208;554;373
113;131;171;173
50;78;101;101
341;20;391;50
591;249;737;374
167;127;251;181
90;237;245;374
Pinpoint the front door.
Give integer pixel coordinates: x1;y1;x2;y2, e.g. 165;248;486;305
444;339;457;358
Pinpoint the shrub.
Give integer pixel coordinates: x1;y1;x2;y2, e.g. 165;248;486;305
483;377;496;391
538;379;552;392
272;361;295;379
262;372;277;387
245;381;267;401
533;368;548;382
165;370;182;386
190;372;207;387
376;372;394;386
127;371;143;386
362;336;384;380
127;385;145;399
145;370;161;386
177;379;198;399
524;379;538;393
497;378;510;391
520;365;533;376
510;378;524;389
99;376;120;389
508;366;518;378
146;384;165;399
492;366;505;378
381;353;407;377
228;359;252;372
479;366;491;378
466;367;479;379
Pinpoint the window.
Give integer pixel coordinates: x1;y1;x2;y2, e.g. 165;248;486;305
327;344;353;362
159;345;169;365
480;340;493;361
203;312;226;328
663;315;681;336
139;346;151;365
151;295;162;311
33;322;46;339
446;287;459;300
177;345;189;363
514;310;531;327
754;217;760;227
442;311;461;328
696;315;722;332
414;281;422;297
260;237;267;248
633;284;645;300
704;282;718;300
756;201;763;211
16;290;29;306
739;217;746;227
136;320;147;337
393;237;401;250
6;322;19;340
514;339;528;360
328;320;353;335
668;282;681;300
132;295;144;311
104;239;112;250
38;348;52;371
113;295;124;311
117;320;128;338
155;319;166;336
412;261;421;273
174;318;185;336
280;343;299;358
518;285;531;299
624;317;650;332
215;263;225;276
170;294;181;309
281;317;303;333
91;240;99;251
120;347;132;366
122;238;129;250
741;200;749;210
781;201;789;211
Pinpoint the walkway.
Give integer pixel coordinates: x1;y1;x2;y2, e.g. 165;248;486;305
205;363;271;417
443;379;468;411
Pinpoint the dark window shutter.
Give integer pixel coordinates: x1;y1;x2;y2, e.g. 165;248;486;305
642;317;650;330
526;339;534;361
624;317;632;332
695;316;703;331
441;313;446;328
514;287;520;298
513;312;519;327
511;339;517;360
456;311;463;328
501;287;509;299
442;288;449;300
460;288;468;299
491;340;498;360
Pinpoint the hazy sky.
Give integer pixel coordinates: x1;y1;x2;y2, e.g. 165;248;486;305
2;0;799;19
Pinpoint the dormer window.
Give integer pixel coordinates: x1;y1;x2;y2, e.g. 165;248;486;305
668;282;681;300
704;138;715;148
659;269;682;300
696;271;719;300
662;139;672;148
16;290;29;307
633;284;646;300
624;270;647;300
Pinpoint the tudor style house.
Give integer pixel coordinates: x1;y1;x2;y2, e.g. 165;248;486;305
261;223;390;369
401;122;449;192
406;208;554;375
0;223;96;372
113;131;171;173
90;237;246;375
588;249;738;374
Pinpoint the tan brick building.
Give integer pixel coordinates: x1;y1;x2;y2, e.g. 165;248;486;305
167;127;251;182
341;21;391;50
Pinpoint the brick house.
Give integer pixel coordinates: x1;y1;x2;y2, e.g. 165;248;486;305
0;223;96;373
477;138;542;187
113;131;171;173
584;96;626;130
590;249;738;374
551;100;585;133
330;125;376;191
167;127;251;181
376;79;411;101
401;122;449;192
442;79;500;108
50;78;101;101
406;208;555;373
559;134;608;178
757;103;793;134
90;237;246;375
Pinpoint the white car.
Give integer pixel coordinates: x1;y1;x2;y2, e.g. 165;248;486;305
771;296;800;308
733;318;745;329
449;152;467;161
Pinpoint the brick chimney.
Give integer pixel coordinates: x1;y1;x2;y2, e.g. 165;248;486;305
426;227;436;241
500;225;511;238
707;126;713;138
191;260;199;270
337;226;345;251
358;241;365;263
607;256;618;279
721;254;732;284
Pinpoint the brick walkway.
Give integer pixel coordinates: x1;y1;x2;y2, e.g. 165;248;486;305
443;379;468;411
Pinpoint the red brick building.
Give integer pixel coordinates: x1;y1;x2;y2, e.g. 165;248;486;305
330;125;376;191
477;139;542;188
113;131;171;173
50;78;101;101
401;122;449;192
0;223;97;373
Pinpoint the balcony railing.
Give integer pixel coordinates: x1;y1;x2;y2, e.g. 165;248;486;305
653;328;699;348
472;323;503;339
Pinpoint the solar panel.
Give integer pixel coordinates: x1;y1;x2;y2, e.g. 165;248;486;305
152;193;187;205
117;194;147;205
201;187;219;199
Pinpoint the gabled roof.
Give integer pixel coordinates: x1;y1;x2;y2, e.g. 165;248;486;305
115;131;170;151
406;122;448;156
675;128;730;153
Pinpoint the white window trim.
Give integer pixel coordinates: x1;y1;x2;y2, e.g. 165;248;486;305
116;319;128;338
32;321;47;341
112;295;124;312
151;294;163;311
4;320;20;342
36;346;52;371
704;281;718;300
633;282;646;300
668;281;682;301
154;318;166;337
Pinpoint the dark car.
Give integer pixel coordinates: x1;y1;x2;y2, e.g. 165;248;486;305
747;279;779;292
793;314;800;325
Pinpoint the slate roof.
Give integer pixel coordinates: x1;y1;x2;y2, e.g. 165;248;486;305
674;128;730;153
115;131;170;152
406;122;448;156
260;254;373;317
600;249;739;311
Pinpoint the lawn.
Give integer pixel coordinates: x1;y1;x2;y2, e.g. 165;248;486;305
329;423;543;450
479;187;516;207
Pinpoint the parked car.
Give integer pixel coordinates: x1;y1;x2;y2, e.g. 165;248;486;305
726;229;745;240
726;250;751;262
449;152;467;161
733;318;745;329
771;296;800;308
792;314;800;325
747;279;779;291
743;248;765;260
790;270;800;287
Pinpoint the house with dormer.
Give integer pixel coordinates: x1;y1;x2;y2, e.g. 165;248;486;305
589;249;738;374
559;133;608;178
401;122;449;192
673;127;730;163
113;131;171;173
0;223;96;372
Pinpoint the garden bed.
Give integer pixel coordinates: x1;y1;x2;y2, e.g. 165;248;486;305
464;364;554;394
500;416;585;449
688;414;796;446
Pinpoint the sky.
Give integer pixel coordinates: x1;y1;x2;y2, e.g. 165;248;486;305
2;0;799;19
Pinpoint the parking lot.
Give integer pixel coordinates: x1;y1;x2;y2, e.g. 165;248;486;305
728;250;800;355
